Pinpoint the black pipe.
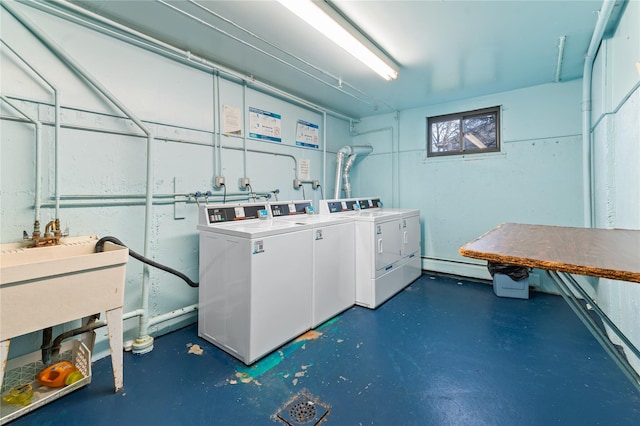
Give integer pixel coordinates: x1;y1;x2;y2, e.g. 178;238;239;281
41;327;53;365
41;237;198;364
95;236;198;287
46;314;101;360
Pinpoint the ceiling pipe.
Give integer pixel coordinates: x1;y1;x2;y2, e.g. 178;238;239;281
186;0;378;104
333;145;373;199
27;0;358;122
582;0;616;228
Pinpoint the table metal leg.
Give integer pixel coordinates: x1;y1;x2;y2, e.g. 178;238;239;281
546;270;640;393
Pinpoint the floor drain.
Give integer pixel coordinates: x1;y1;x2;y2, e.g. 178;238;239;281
289;400;316;423
274;391;330;425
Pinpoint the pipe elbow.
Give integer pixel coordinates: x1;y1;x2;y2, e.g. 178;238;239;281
44;220;56;236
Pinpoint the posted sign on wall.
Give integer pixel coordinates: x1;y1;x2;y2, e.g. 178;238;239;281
295;119;319;149
249;107;282;143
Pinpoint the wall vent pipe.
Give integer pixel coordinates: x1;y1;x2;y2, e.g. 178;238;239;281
333;145;373;199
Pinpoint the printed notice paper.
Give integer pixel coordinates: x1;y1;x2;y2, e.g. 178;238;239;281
223;105;242;135
295;119;319;149
249;107;282;142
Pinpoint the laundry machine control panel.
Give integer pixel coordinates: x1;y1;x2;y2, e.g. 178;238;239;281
324;199;359;213
200;203;268;225
269;201;312;217
357;198;381;210
320;198;381;214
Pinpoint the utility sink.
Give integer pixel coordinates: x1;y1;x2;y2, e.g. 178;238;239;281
0;235;128;341
1;235;128;394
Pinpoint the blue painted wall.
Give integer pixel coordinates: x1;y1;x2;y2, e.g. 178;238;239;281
2;0;638;372
350;80;584;291
0;3;348;359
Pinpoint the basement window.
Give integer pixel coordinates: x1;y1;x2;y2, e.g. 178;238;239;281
427;106;500;157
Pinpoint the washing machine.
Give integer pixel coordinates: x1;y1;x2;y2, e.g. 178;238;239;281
197;202;313;364
269;200;355;327
319;197;422;309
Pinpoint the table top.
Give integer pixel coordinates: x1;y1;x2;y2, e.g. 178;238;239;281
459;223;640;283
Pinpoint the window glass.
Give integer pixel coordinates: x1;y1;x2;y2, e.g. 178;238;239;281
427;107;500;157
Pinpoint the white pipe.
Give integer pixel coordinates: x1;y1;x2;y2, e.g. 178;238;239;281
39;195;269;208
392;113;399;206
333;145;373;198
83;304;197;341
215;72;222;178
2;1;157;353
148;304;198;327
0;96;42;225
158;0;384;110
31;0;355;122
54;89;61;220
49;191;273;200
185;0;381;107
2;105;299;169
555;35;567;83
1;41;61;222
582;0;616;228
242;82;248;180
322;112;327;199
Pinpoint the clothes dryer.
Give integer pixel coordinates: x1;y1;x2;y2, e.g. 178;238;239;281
319;198;422;308
355;198;422;289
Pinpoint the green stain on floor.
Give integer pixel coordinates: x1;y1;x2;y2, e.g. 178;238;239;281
229;315;343;385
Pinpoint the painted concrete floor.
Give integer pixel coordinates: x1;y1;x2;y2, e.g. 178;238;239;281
6;273;640;425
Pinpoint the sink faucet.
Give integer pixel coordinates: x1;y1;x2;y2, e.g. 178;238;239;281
24;219;67;247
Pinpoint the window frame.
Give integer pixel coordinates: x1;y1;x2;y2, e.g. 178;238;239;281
426;106;501;157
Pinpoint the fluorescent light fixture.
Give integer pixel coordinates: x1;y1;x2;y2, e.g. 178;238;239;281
278;0;398;80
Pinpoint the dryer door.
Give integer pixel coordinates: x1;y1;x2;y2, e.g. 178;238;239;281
375;219;402;271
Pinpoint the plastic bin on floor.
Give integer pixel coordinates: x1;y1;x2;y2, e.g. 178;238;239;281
493;273;529;299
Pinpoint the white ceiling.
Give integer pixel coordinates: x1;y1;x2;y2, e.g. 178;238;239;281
62;0;623;118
